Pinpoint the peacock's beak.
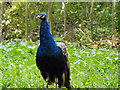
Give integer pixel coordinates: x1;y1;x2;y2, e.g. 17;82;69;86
37;15;41;18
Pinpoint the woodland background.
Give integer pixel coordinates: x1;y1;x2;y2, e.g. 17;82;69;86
0;2;120;48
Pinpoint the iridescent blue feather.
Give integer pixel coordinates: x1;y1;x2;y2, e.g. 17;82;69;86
37;15;61;56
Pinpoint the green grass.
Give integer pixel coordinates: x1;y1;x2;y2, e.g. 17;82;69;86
0;40;118;88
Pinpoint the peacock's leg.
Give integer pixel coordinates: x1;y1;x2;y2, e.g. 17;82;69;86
56;83;57;88
46;83;48;89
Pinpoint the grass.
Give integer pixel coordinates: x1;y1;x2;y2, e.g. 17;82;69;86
0;40;118;89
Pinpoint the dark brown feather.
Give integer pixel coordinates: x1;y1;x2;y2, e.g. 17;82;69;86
56;42;71;89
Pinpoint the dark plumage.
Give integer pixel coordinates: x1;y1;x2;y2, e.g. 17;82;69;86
36;13;71;89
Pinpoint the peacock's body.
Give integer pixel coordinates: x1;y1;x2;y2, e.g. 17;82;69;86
36;13;71;89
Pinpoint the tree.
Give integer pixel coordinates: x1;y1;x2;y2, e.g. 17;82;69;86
48;2;52;34
25;2;28;40
0;2;3;42
112;0;115;35
115;1;120;36
90;0;94;41
64;2;66;40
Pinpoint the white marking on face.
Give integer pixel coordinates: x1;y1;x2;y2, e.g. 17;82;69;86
41;15;45;18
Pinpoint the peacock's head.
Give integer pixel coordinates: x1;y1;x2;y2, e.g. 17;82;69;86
37;13;46;21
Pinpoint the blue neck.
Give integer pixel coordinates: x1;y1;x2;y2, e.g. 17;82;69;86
39;18;61;56
40;18;56;47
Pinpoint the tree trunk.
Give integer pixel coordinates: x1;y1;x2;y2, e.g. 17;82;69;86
25;2;28;40
85;2;88;29
0;2;3;42
85;2;88;18
90;0;94;41
112;0;114;35
48;2;52;34
64;2;66;40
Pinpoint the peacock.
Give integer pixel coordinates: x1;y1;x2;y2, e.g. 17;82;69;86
36;13;71;89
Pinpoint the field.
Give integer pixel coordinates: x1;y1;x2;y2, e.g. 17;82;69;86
0;40;118;88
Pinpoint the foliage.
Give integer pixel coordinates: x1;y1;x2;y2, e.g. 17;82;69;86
115;1;120;36
1;2;119;42
0;40;118;88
